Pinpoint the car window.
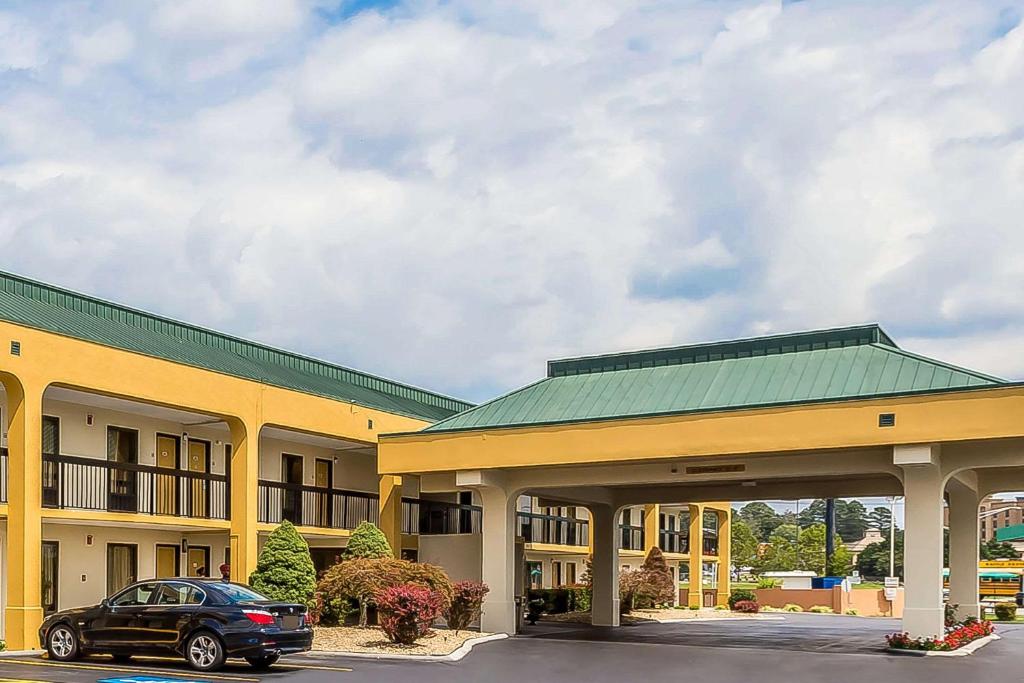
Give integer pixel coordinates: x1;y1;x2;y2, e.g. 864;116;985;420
214;583;269;603
154;583;205;606
110;583;157;607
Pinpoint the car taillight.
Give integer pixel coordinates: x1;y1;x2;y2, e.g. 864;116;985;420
243;610;276;626
304;613;313;625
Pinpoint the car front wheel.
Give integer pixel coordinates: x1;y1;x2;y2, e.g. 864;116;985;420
245;655;280;669
47;625;80;661
185;632;226;671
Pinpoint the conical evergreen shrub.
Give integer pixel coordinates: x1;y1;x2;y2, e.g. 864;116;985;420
249;520;317;607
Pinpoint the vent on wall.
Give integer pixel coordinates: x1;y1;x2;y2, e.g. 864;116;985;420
878;413;896;427
10;340;20;356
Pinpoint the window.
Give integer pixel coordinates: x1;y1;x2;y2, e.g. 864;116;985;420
154;583;205;606
517;496;533;513
111;582;155;606
566;562;577;585
107;543;138;595
216;583;270;603
42;416;59;455
107;427;138;463
553;561;562;587
527;561;543;589
42;541;59;614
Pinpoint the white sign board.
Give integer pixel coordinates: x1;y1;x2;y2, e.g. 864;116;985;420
883;576;899;601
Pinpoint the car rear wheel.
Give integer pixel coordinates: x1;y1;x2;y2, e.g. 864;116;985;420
47;625;80;661
245;655;280;669
185;632;226;671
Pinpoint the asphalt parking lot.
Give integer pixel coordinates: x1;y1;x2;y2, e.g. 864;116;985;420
1;615;1020;683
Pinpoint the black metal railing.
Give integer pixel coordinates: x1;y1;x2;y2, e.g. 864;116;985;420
518;511;589;546
659;528;688;554
257;480;378;529
0;448;7;504
619;523;645;550
404;498;482;535
41;453;229;519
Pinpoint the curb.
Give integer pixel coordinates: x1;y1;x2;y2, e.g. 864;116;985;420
887;633;1001;658
302;633;508;662
0;650;44;658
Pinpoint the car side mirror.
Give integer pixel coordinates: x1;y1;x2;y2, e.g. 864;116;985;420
100;598;110;608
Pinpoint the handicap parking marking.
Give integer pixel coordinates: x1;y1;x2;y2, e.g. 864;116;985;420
99;676;222;683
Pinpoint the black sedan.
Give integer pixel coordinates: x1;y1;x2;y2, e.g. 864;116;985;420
39;579;312;671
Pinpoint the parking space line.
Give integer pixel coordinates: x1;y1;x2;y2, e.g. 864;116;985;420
273;664;353;672
0;660;259;682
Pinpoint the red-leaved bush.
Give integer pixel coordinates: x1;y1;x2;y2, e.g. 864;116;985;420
732;600;760;614
376;584;443;644
887;619;994;652
444;581;490;631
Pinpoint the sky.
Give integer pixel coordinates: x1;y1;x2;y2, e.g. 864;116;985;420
1;0;1023;405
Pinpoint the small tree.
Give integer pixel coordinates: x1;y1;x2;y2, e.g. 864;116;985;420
445;581;489;630
346;522;393;559
249;520;317;608
635;547;675;608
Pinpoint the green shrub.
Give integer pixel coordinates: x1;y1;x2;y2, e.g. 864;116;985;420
528;588;591;614
0;639;6;652
565;584;592;612
346;522;393;559
845;609;859;616
993;602;1017;621
713;605;728;611
728;588;757;610
445;581;489;630
248;521;317;608
783;604;804;612
760;606;782;613
808;605;833;614
690;605;701;611
756;577;779;589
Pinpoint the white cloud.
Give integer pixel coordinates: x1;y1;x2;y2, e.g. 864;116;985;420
0;1;1022;401
64;21;135;84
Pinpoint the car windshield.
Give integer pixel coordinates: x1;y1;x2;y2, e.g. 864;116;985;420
215;583;270;603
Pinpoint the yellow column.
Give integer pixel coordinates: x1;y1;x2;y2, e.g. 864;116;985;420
715;506;732;607
643;504;660;554
3;375;44;650
228;416;260;583
378;475;403;557
687;503;704;608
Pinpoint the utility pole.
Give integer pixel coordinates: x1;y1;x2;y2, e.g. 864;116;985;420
825;498;836;574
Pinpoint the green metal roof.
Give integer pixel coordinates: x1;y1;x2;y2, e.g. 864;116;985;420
996;524;1024;542
425;325;1004;432
0;271;471;422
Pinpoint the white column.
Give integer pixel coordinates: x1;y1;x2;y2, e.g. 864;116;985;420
590;504;620;626
457;471;517;634
897;444;945;639
947;483;980;620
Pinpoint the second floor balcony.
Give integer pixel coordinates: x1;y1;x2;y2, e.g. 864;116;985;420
41;452;229;520
518;510;589;546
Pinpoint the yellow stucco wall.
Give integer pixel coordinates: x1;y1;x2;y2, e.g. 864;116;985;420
0;318;431;649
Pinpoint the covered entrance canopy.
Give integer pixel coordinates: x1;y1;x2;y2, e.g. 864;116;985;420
379;324;1024;639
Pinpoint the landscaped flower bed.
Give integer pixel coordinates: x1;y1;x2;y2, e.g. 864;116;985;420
886;619;994;652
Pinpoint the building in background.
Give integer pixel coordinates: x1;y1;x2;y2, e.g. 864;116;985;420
979;496;1024;541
